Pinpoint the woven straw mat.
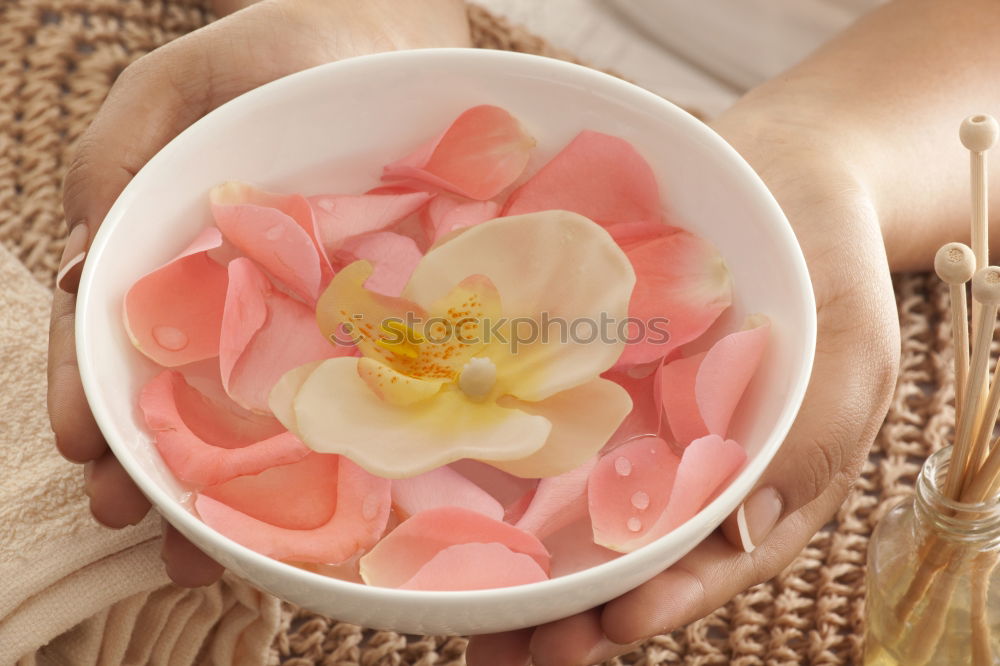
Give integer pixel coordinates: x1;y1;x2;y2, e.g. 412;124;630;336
0;0;942;663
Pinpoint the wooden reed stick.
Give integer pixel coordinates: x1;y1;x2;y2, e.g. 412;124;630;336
935;243;976;418
945;266;1000;500
960;115;999;470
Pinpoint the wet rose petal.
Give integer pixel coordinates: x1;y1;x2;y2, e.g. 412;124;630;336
660;317;769;445
334;231;422;297
398;542;548;590
195;456;391;564
383;105;535;200
309;192;431;252
139;371;309;486
503;130;661;226
515;457;596;539
588;436;679;552
221;258;346;413
422;195;500;244
211;183;325;303
360;506;550;588
616;228;732;367
201;452;339;530
391;466;504;521
449;459;539;509
601;367;663;453
124;227;228;367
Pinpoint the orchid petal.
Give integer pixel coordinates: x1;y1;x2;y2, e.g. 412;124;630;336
317;261;500;380
661;316;769;446
211;184;324;303
423;195;500;243
335;231;422;297
195;456;391;564
281;357;551;478
514;456;597;539
588;436;679;552
503;130;661;226
399;542;548;591
383;105;535;201
616;228;732;367
391;466;504;521
359;507;549;588
357;357;444;406
486;378;631;478
201;453;339;530
139;371;309;486
123;227;228;367
309;192;431;252
221;258;345;413
404;211;635;401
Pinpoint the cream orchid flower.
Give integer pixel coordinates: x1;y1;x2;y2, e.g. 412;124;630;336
269;210;635;479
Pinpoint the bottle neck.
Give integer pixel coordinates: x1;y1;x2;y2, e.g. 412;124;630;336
914;447;1000;548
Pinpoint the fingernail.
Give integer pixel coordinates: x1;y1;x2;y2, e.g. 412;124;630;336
57;223;89;293
736;486;783;553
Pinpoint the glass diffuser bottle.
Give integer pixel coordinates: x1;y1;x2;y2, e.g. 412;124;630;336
865;447;1000;665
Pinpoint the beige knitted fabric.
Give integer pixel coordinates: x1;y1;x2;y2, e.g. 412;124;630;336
0;0;938;663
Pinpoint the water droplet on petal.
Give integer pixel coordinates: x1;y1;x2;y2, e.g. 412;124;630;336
614;456;632;477
362;493;380;521
265;225;284;241
152;326;188;351
627;517;642;532
631;491;650;511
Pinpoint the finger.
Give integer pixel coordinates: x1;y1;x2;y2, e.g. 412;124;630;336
84;451;152;528
601;471;850;645
720;273;899;553
161;522;225;588
48;289;108;463
529;609;635;666
465;628;533;666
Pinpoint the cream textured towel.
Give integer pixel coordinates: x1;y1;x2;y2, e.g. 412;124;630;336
0;245;281;665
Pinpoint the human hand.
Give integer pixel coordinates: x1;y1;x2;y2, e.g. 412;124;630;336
48;0;469;587
466;115;901;665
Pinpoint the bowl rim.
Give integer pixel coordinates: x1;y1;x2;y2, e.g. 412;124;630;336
76;47;817;603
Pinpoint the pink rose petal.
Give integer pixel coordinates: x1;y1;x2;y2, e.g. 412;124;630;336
399;542;548;591
616;228;732;367
333;231;422;297
503;130;661;226
658;435;746;531
543;518;621;578
449;459;539;508
360;507;550;588
124;227;228;367
383;105;535;201
308;192;431;252
503;488;536;524
588;436;680;552
515;457;596;539
221;258;347;413
201;452;339;530
391;466;504;521
601;367;663;453
139;371;309;486
195;456;391;564
211;185;325;303
422;195;500;244
657;352;706;446
660;318;769;446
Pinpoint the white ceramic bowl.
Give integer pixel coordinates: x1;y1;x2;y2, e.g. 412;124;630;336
77;48;816;635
